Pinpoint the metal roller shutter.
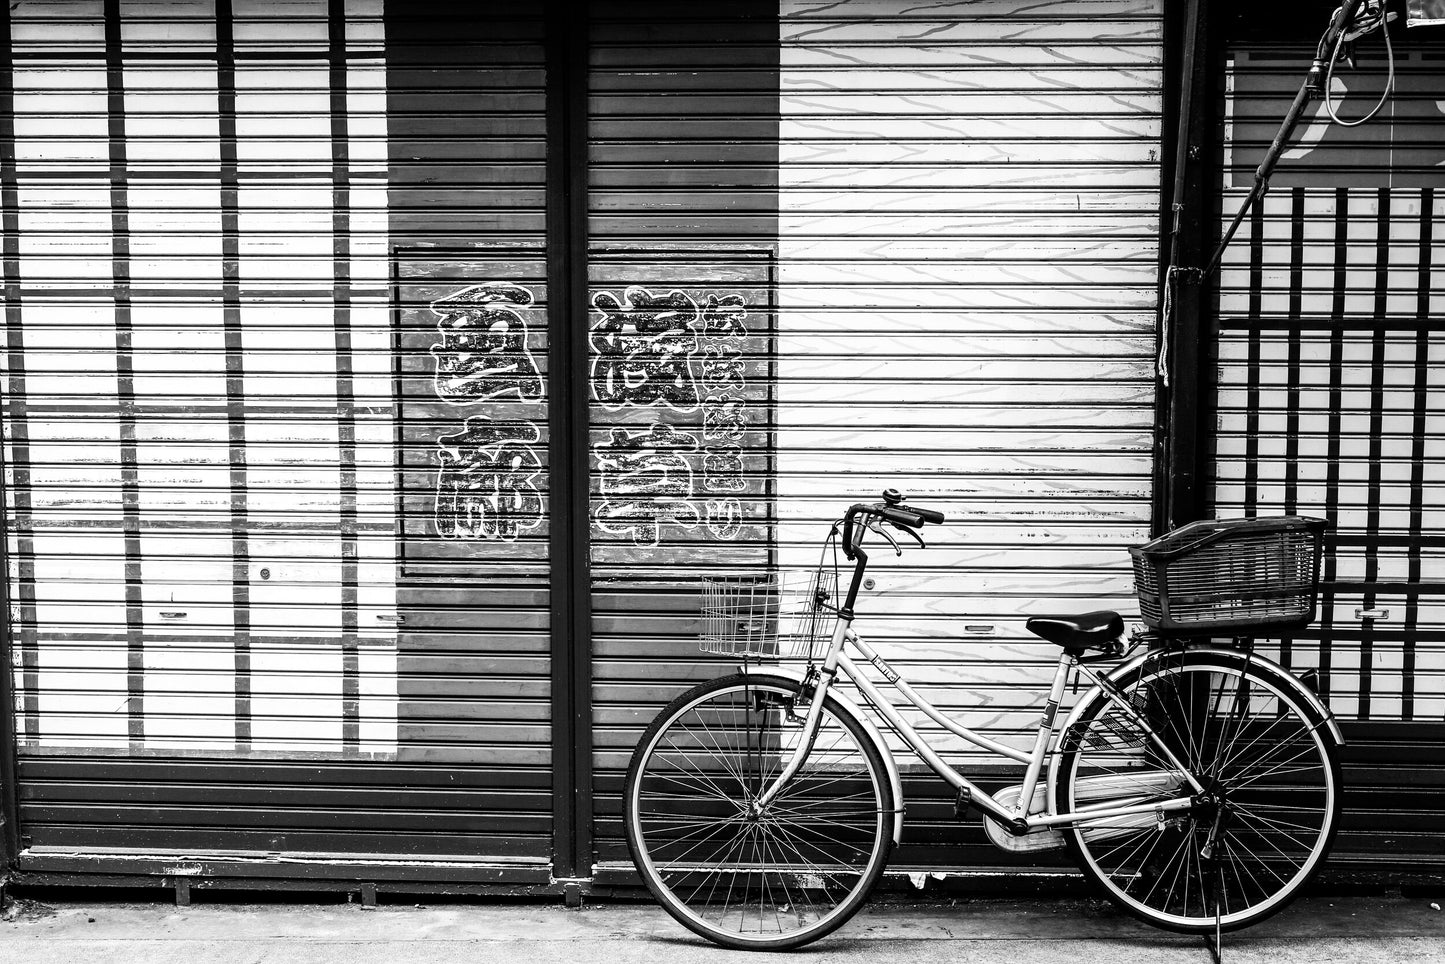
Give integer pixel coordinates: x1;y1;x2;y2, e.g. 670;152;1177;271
586;0;783;875
2;0;551;878
386;4;554;867
1212;40;1445;869
590;0;1164;879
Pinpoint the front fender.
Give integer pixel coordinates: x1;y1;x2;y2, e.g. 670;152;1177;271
738;663;905;845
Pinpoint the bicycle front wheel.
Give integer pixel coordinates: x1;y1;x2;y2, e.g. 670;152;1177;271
1056;653;1342;933
624;672;893;950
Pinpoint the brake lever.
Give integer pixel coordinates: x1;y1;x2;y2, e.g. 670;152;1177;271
897;524;926;549
867;520;903;557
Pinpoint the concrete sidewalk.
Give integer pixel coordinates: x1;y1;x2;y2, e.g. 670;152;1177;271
3;892;1444;963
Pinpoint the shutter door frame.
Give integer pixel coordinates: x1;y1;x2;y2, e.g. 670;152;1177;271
544;0;594;881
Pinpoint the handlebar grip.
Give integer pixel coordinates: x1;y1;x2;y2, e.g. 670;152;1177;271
914;507;945;525
878;506;925;529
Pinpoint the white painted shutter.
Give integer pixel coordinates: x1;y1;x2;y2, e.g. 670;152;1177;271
2;0;412;859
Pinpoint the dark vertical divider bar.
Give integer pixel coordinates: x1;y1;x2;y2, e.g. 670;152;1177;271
546;0;593;879
1404;188;1433;721
215;0;253;750
0;0;21;863
1358;188;1391;721
1281;187;1304;668
1320;187;1350;701
1284;188;1303;516
103;0;146;747
1242;200;1263;519
327;0;361;753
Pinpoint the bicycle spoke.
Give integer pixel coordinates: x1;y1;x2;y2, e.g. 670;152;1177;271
1224;803;1324;836
763;817;869;892
1118;823;1172;896
1217;828;1291;895
653;815;750;870
1225;806;1314;869
1213;715;1310;781
654;733;741;803
1089;825;1163;871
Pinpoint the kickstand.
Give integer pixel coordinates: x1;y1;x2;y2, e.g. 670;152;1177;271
1202;858;1223;964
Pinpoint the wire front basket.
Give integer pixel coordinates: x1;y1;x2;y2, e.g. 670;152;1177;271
699;569;837;660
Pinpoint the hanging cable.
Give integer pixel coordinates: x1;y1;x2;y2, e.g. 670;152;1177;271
1323;0;1395;126
1158;267;1176;389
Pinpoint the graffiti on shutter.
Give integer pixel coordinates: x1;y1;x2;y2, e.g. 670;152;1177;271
431;283;546;404
588;251;777;571
394;250;550;575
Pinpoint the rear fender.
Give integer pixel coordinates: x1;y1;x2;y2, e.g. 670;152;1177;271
738;663;905;845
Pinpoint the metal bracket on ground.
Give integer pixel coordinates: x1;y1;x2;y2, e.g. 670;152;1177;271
552;876;589;908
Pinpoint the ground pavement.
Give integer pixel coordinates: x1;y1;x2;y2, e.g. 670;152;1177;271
2;890;1444;963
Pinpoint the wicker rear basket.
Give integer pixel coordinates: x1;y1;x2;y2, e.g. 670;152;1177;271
1130;516;1327;634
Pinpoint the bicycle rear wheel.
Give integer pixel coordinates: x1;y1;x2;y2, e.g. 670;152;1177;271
624;673;893;950
1056;653;1342;933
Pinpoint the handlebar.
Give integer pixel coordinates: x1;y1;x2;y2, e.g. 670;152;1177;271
841;492;946;561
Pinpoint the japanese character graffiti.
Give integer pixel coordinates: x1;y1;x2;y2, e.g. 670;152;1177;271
594;422;703;547
590;286;701;412
430;282;545;404
698;294;749;537
428;280;546;543
589;286;757;546
435;415;544;541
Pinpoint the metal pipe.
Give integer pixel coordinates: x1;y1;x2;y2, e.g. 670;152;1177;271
1028;795;1194;830
840;655;1019;827
1204;0;1371;277
847;632;1032;764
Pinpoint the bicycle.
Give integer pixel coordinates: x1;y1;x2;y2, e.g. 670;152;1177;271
623;490;1343;950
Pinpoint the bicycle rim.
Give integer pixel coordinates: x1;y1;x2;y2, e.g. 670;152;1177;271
1059;659;1340;932
625;676;892;950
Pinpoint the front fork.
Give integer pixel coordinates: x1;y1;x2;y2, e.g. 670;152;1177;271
748;616;850;814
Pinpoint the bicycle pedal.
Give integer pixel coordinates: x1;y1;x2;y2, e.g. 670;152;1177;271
954;787;974;819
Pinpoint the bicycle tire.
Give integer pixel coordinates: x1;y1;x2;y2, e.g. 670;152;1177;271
1055;652;1342;933
624;672;894;950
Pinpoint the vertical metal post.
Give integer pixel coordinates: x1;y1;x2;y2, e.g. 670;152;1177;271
545;0;594;882
0;0;21;871
1154;0;1214;533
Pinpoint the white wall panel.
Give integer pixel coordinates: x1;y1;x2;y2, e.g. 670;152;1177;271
777;0;1162;764
3;0;398;759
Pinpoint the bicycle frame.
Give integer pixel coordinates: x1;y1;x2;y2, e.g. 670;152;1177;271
752;524;1206;836
755;617;1202;834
